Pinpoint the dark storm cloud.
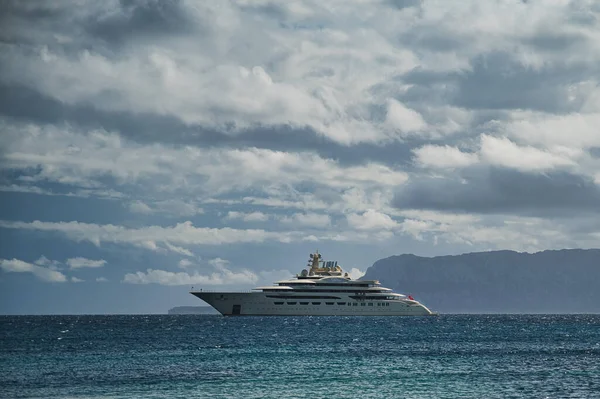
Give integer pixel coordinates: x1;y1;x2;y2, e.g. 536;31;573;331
1;0;199;53
85;0;198;46
397;51;596;113
393;168;600;217
400;27;467;52
237;2;289;21
524;31;588;52
388;0;423;10
0;1;65;23
0;2;73;45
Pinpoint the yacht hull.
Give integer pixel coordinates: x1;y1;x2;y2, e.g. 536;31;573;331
191;291;435;316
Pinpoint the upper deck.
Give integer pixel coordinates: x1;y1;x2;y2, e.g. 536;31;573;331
254;251;386;292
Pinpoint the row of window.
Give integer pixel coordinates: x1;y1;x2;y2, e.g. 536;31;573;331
268;289;385;293
266;295;341;299
349;295;400;300
272;301;391;307
285;283;372;288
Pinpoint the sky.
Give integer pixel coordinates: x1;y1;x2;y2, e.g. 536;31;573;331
1;0;600;314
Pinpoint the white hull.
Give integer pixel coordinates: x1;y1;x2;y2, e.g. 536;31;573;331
192;292;435;316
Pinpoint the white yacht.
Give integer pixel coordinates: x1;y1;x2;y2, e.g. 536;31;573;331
190;251;435;316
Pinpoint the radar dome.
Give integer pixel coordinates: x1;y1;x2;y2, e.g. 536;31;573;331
301;269;308;277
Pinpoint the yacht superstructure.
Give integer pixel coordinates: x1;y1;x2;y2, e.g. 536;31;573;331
190;251;435;316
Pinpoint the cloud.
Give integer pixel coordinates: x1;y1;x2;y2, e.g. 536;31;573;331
278;213;331;228
479;135;577;172
178;259;193;269
2;0;600;270
34;255;61;269
66;257;107;269
0;123;408;204
2;0;600;149
85;0;198;46
385;99;427;135
128;200;153;214
502;112;600;149
226;211;269;222
96;277;109;282
393;168;600;216
71;277;84;283
208;257;230;269
346;210;398;231
0;258;68;282
413;144;479;169
0;219;303;250
129;199;204;217
348;268;366;280
122;267;258;286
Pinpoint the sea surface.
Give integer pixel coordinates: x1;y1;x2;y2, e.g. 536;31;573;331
1;315;599;398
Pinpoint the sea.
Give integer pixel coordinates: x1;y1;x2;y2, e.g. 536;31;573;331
1;315;599;399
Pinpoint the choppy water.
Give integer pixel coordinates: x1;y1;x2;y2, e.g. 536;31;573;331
1;315;599;398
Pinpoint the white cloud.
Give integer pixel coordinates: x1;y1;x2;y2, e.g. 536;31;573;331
154;200;204;217
399;218;437;241
164;243;194;257
413;145;479;169
129;200;153;214
480;135;577;172
122;267;258;286
3;0;600;262
1;124;408;198
346;209;398;231
0;219;303;251
278;213;331;228
347;268;365;280
226;211;269;222
34;255;61;269
71;277;84;283
394;211;595;253
178;259;193;269
399;210;480;225
3;0;600;148
208;257;230;269
130;199;204;217
66;257;107;269
385;99;427;135
0;258;68;282
503;112;600;149
96;277;109;283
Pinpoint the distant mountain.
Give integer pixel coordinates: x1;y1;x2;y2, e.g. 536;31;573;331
363;249;600;314
168;306;219;315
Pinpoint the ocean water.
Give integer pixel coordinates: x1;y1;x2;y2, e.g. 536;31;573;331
1;315;599;399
